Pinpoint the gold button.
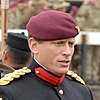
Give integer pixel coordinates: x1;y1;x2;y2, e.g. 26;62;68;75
35;70;39;74
59;89;64;95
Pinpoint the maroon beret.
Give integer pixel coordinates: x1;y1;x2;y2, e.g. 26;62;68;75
26;10;80;40
17;0;25;3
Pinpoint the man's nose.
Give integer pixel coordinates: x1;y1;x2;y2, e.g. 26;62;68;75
62;44;72;56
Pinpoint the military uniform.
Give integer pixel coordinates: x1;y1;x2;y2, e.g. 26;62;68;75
76;4;100;31
0;59;93;100
0;10;93;100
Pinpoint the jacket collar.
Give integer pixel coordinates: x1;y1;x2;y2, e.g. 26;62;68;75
28;58;65;86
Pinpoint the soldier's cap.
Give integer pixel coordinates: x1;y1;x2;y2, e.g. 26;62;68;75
6;32;31;52
26;10;80;40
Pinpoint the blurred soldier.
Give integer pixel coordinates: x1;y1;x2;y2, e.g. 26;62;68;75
21;0;37;29
8;1;19;29
17;0;27;11
53;1;70;12
16;0;27;29
76;0;100;84
76;0;100;31
2;32;32;76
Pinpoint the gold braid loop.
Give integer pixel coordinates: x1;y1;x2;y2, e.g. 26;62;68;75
0;67;31;86
66;70;85;85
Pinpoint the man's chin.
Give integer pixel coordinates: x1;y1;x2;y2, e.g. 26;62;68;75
56;70;69;76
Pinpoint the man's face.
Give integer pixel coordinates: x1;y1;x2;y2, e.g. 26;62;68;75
28;38;75;76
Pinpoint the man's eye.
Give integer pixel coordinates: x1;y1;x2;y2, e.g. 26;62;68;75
69;42;75;47
54;42;65;46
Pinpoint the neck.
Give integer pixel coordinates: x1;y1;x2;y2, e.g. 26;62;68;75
34;57;48;71
7;63;25;69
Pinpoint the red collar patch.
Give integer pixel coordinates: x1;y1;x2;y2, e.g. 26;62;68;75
35;67;65;86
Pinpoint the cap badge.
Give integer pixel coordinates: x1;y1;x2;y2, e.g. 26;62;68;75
75;26;80;34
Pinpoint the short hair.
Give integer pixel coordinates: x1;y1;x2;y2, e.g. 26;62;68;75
6;46;31;65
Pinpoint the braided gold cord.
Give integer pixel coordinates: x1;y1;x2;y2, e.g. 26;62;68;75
0;67;31;85
67;70;85;85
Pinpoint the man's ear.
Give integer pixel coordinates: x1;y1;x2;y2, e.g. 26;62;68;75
2;50;9;64
28;38;39;54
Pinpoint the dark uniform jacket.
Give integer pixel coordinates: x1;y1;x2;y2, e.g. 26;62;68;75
0;58;93;100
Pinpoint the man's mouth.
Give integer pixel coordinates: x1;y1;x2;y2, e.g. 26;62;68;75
58;60;70;65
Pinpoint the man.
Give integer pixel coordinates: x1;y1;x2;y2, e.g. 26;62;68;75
0;32;31;77
1;32;32;74
0;10;93;100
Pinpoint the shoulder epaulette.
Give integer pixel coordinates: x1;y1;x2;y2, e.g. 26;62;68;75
66;70;85;85
0;98;2;100
0;67;31;86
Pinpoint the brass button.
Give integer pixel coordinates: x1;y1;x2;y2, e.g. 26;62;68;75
59;89;64;95
35;70;39;74
0;98;2;100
